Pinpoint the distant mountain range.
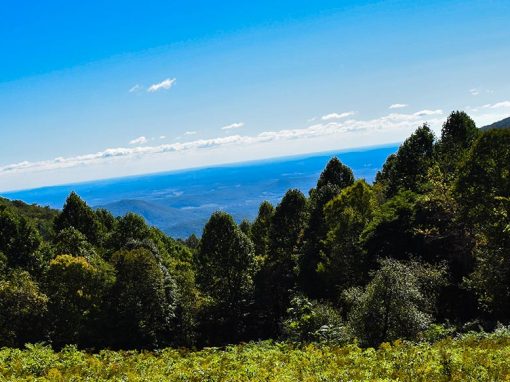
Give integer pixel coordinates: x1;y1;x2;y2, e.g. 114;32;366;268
481;116;510;131
2;113;508;238
1;145;397;238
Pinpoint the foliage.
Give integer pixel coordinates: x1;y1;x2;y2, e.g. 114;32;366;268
254;189;307;337
316;156;355;190
299;183;343;299
346;259;446;346
376;124;435;197
250;201;274;261
281;294;349;344
44;255;114;348
4;337;510;381
318;180;376;300
437;110;479;174
54;192;102;245
196;211;255;344
109;248;176;349
107;212;151;252
52;227;96;259
0;110;509;352
0;197;57;240
0;270;48;347
0;208;44;275
456;128;510;230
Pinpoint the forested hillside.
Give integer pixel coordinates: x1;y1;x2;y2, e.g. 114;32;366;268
1;111;509;351
481;116;510;131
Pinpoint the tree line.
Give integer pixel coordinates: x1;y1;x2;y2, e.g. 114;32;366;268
0;111;509;349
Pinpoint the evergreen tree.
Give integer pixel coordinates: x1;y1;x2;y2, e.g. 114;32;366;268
255;189;307;336
377;124;435;197
316;157;355;190
54;192;101;245
319;180;376;301
437;111;479;176
250;201;274;261
196;212;255;344
299;184;342;298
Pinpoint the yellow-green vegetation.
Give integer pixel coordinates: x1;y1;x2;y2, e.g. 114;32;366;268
2;334;510;381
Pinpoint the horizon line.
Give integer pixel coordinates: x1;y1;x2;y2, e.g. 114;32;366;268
0;142;400;195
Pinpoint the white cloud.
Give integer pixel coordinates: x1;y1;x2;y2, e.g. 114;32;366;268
413;109;443;116
129;136;148;145
159;136;166;140
321;111;356;121
184;131;197;136
469;88;480;96
482;101;510;109
221;122;244;130
129;84;142;93
389;103;408;109
0;109;448;179
147;78;176;93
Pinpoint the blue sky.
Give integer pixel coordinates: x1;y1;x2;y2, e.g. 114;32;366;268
1;0;509;191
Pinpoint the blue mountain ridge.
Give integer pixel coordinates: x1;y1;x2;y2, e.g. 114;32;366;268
1;145;398;237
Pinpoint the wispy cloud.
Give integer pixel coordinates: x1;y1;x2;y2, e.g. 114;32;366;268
221;122;244;130
469;88;480;96
129;84;142;93
321;111;356;121
159;136;166;140
413;109;443;116
129;136;148;145
389;103;408;109
147;78;176;93
184;131;197;135
482;101;510;109
0;110;448;177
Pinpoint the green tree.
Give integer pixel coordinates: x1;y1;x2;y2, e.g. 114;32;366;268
54;192;101;245
376;124;435;197
108;212;151;251
110;248;175;349
281;294;347;344
239;219;252;237
456;128;510;230
362;191;420;262
250;201;274;261
196;212;255;344
155;230;200;347
184;233;200;250
255;189;307;337
318;180;376;300
45;254;114;347
0;208;43;274
299;184;344;298
346;259;445;346
458;129;510;320
437;111;479;175
95;208;116;232
0;270;48;347
53;227;96;259
316;157;355;190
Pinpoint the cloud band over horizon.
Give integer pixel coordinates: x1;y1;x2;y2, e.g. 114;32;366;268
0;102;507;191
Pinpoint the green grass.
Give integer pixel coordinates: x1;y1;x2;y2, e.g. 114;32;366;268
2;333;510;381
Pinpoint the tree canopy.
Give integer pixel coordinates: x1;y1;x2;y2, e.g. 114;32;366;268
0;110;508;350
